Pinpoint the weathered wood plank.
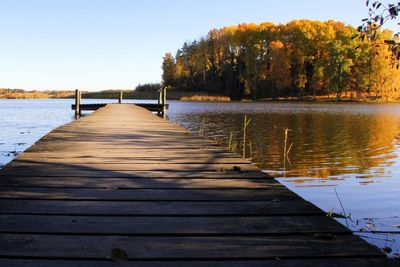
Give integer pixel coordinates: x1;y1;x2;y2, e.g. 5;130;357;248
15;156;249;164
3;162;259;172
24;149;241;157
0;234;384;259
35;140;223;146
0;177;279;188
19;152;241;158
0;199;323;215
0;188;298;201
0;170;270;179
0;259;397;267
40;134;221;142
27;145;225;152
0;215;349;234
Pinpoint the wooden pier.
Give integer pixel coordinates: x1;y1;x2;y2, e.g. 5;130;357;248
72;88;168;117
0;104;398;266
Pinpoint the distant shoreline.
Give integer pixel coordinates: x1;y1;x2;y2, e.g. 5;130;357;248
1;89;399;103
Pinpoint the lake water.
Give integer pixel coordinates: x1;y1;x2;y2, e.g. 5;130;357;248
1;99;399;257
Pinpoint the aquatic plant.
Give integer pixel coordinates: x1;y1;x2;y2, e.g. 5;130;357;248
334;187;349;228
242;115;251;159
198;119;206;136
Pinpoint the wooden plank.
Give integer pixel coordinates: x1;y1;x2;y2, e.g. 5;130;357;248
51;129;202;135
0;259;397;267
53;128;192;133
71;103;168;112
22;143;232;151
22;150;240;157
0;177;279;188
0;170;270;179
37;138;223;145
13;158;250;164
41;133;219;141
0;215;349;234
3;162;259;172
0;234;384;259
0;188;298;201
26;144;223;150
0;199;323;215
21;150;241;158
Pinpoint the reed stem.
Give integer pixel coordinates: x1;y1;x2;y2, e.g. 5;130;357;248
242;115;251;159
228;132;233;150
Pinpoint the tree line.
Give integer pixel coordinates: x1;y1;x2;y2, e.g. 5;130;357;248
0;88;75;99
162;19;400;101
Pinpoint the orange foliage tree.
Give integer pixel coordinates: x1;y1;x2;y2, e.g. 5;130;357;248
162;19;400;101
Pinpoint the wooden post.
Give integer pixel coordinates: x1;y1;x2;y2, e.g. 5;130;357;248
78;90;82;117
119;91;123;104
158;87;163;115
162;87;167;116
75;89;81;118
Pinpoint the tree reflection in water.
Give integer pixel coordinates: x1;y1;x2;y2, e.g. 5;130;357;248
168;101;400;258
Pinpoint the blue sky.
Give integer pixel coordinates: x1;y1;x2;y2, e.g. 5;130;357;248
0;0;397;91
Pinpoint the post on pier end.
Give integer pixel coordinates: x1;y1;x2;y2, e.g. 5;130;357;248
119;91;123;104
75;89;81;118
158;87;163;115
162;86;167;117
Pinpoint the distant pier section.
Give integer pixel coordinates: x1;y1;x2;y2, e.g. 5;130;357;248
71;87;168;117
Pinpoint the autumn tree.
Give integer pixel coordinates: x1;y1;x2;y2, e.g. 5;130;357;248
161;52;176;87
162;19;400;101
269;41;291;97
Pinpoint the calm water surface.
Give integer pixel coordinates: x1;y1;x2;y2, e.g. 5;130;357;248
1;99;399;257
167;101;400;257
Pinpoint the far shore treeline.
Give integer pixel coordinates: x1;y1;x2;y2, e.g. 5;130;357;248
0;85;161;100
0;84;212;100
162;19;400;101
